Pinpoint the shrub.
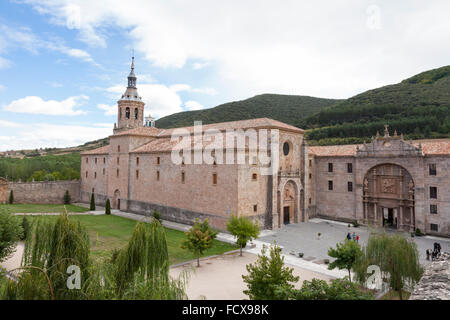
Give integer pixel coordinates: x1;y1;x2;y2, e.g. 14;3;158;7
0;209;23;262
152;210;162;223
353;220;360;228
63;190;71;205
415;228;424;236
8;190;13;205
105;199;111;215
90;193;96;211
20;215;30;241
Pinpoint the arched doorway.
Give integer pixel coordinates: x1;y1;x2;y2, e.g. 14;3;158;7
281;181;298;225
113;189;121;210
363;164;415;231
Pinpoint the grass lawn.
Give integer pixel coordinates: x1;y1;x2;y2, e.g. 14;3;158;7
0;204;89;214
26;214;238;265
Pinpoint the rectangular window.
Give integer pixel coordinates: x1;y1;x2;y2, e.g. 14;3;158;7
103;168;105;175
94;172;97;179
213;173;218;185
348;181;353;192
309;173;312;179
430;204;438;214
309;159;312;167
103;157;106;164
252;173;258;181
117;157;120;165
429;164;436;175
347;163;353;173
116;169;119;177
328;163;333;173
253;205;257;212
328;180;333;191
181;172;185;183
85;171;88;178
430;224;438;232
118;145;120;152
136;170;139;179
430;187;437;199
157;157;160;165
136;157;140;166
309;198;312;205
95;158;97;164
156;171;160;181
86;158;88;164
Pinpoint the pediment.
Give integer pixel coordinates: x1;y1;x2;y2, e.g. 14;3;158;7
356;128;423;157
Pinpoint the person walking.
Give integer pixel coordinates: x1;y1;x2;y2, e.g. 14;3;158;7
346;232;351;241
426;249;430;261
356;234;360;243
352;232;356;241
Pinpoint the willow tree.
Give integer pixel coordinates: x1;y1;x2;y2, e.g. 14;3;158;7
354;232;423;300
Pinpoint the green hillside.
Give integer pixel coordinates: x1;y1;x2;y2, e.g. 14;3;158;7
155;94;342;128
303;66;450;145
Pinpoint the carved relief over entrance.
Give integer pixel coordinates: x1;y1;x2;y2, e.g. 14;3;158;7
363;164;415;232
279;180;299;226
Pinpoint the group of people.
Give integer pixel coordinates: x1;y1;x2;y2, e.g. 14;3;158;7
426;242;442;261
346;232;359;243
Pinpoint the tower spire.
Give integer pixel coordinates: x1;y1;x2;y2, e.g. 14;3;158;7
128;55;136;88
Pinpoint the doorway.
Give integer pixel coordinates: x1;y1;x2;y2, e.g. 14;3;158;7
283;206;290;225
383;208;395;228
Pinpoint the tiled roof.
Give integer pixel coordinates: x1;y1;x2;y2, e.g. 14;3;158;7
308;144;361;157
308;139;450;157
414;140;450;155
81;145;110;155
156;118;304;137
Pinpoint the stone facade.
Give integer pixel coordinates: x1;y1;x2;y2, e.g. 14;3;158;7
308;129;450;236
8;180;80;204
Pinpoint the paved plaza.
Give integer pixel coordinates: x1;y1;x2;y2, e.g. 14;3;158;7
258;218;450;267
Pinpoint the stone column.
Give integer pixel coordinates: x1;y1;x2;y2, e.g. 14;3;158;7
399;206;404;231
374;203;378;225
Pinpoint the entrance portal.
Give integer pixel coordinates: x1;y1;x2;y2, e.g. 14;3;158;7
283;207;290;225
113;189;121;210
363;164;415;232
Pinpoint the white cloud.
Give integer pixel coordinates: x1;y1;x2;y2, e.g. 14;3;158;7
0;120;20;128
184;100;204;111
0;123;112;151
192;62;209;70
0;56;11;69
3;95;89;116
170;84;217;95
98;103;117;116
22;0;450;99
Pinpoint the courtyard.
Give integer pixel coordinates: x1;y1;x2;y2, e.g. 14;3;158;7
258;218;450;267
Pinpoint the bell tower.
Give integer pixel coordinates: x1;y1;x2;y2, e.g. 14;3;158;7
114;56;145;134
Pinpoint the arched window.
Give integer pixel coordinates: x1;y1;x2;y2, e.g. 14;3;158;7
134;108;138;120
125;107;130;119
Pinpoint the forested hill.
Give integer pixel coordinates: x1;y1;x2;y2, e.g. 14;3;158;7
155;94;343;128
303;66;450;145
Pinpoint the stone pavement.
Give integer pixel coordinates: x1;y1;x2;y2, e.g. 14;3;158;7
258;218;450;267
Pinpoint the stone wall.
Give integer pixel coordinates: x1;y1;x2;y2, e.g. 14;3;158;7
8;180;80;204
410;252;449;300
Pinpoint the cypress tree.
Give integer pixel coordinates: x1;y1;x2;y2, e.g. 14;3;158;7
9;190;14;204
90;193;96;211
63;190;71;205
105;199;111;215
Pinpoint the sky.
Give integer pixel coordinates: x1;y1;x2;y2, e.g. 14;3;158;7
0;0;449;151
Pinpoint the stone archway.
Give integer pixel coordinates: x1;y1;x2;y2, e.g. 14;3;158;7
280;180;298;226
113;189;121;210
363;164;415;231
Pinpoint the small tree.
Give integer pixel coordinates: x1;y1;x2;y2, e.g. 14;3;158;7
90;193;96;211
105;199;111;215
181;219;218;267
242;243;299;300
20;215;31;241
327;239;363;282
63;190;71;205
0;209;23;262
8;190;13;205
226;215;260;256
354;232;423;300
152;210;162;223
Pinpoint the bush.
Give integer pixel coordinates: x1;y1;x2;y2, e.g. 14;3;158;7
8;190;13;205
90;193;96;211
105;199;111;215
415;228;424;236
63;190;71;205
20;216;30;241
352;220;359;228
152;210;162;223
0;209;23;262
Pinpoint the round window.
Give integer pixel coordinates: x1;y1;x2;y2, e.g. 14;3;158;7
283;142;290;156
